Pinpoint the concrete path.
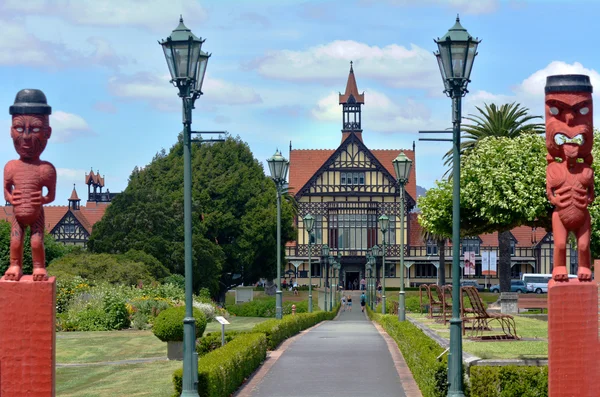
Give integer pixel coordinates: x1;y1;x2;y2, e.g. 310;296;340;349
237;291;421;397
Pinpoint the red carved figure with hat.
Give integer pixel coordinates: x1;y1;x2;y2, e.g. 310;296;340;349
3;89;56;281
545;74;594;282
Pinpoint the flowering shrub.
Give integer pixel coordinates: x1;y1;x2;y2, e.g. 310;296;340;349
193;301;216;321
56;276;90;313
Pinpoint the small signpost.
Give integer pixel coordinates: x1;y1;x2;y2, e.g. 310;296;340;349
215;316;230;346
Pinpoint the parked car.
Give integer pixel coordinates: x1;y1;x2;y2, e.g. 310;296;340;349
460;280;485;292
489;280;527;293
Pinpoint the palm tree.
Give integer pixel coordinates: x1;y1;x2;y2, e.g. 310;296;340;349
442;102;543;293
443;102;544;177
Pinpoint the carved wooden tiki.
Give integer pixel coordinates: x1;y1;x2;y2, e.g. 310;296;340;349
545;75;594;281
3;89;56;281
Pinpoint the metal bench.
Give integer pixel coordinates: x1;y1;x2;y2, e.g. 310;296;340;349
460;286;519;340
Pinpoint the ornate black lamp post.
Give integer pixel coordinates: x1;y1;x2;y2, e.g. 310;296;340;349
434;16;480;397
159;17;210;397
267;150;290;320
321;244;330;311
393;152;413;322
303;214;315;313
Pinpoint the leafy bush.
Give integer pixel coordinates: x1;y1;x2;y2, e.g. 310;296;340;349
121;249;170;281
128;296;172;319
56;276;90;313
227;299;312;317
173;333;267;397
162;273;185;289
470;365;548;397
48;252;155;286
57;290;130;331
152;305;207;342
196;331;247;357
131;311;150;330
252;304;339;350
193;301;216;322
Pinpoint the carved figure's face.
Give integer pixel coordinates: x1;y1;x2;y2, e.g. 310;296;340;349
11;115;51;160
545;91;593;161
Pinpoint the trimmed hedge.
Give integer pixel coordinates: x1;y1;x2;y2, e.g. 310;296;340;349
152;305;207;342
227;299;313;317
252;304;340;350
368;309;452;397
367;308;549;397
470;365;548;397
172;332;267;397
196;331;247;357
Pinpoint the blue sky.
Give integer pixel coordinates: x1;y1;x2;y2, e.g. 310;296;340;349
2;0;599;204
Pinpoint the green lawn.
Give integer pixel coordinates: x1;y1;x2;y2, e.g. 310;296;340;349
56;316;269;396
409;313;548;359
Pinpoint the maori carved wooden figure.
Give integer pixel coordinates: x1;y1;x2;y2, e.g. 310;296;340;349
3;89;56;281
545;75;594;282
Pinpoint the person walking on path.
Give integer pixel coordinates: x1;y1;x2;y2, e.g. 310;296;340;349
360;277;366;290
353;279;358;291
341;295;347;312
360;291;367;312
346;295;352;311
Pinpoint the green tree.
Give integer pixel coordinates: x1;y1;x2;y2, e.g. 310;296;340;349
419;134;551;292
88;135;296;300
443;102;544;175
47;252;156;285
0;220;71;276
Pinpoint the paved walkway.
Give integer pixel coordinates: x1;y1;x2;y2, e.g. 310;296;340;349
237;291;421;397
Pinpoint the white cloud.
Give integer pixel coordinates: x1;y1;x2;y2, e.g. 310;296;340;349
108;72;262;111
0;19;64;66
312;89;445;133
463;61;600;120
51;111;93;143
363;0;499;15
55;168;88;201
93;101;118;114
0;0;207;33
248;40;440;91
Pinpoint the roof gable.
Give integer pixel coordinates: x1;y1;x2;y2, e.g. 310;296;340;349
291;132;416;202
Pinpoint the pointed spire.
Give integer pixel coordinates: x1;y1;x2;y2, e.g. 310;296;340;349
69;184;80;202
339;61;364;104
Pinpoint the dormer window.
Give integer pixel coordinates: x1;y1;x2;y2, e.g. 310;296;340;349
461;237;480;255
340;172;365;186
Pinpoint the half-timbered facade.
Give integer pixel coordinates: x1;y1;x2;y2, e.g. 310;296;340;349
285;64;417;289
0;173;117;246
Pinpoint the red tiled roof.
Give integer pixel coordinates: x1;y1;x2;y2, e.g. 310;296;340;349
289;147;417;201
85;170;105;187
0;201;108;235
289;149;334;195
370;149;417;201
69;185;80;201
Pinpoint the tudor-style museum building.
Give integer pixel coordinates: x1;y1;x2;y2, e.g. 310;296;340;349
283;65;575;289
0;170;117;246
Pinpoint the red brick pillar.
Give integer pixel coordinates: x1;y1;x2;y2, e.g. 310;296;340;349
0;276;56;397
548;279;599;397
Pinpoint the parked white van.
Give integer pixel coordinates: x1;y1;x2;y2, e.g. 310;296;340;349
522;273;577;294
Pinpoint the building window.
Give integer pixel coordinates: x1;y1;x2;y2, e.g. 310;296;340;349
340;172;365;186
309;215;323;244
311;261;322;277
415;263;437;278
385;263;396;277
461;237;480;255
426;239;438;256
330;213;376;251
510;239;516;256
65;224;75;233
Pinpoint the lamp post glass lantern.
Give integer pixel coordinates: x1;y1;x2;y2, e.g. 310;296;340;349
267;149;290;320
434;15;480;397
159;16;211;397
393;152;413;322
304;214;315;313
